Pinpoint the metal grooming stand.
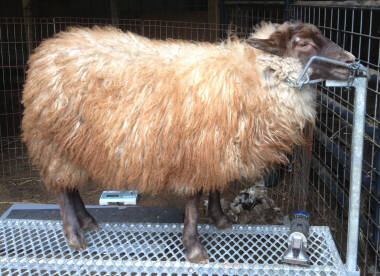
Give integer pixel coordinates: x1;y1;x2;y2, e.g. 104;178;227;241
290;56;369;276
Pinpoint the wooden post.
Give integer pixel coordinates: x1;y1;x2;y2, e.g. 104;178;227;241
293;122;313;210
208;0;219;41
22;0;33;55
110;0;119;26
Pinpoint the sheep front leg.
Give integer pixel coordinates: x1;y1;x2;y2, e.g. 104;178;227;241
182;191;208;263
71;189;98;231
57;189;87;251
208;191;232;229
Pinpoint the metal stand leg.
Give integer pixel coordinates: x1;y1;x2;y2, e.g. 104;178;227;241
326;77;368;276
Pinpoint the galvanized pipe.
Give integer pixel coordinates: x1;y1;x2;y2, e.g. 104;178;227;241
345;77;368;273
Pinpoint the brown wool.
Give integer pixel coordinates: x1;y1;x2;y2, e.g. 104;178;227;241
22;24;316;195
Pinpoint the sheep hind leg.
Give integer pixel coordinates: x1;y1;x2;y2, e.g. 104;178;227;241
57;189;87;251
208;191;232;229
182;191;208;263
70;189;98;231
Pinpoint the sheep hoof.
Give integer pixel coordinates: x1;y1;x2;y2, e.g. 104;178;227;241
213;216;232;230
186;243;209;264
79;214;99;231
65;228;87;251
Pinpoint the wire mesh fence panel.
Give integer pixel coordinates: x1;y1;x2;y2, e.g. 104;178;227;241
51;17;225;41
0;18;36;183
221;1;286;38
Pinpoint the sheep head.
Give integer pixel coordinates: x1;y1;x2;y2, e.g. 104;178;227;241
247;21;355;80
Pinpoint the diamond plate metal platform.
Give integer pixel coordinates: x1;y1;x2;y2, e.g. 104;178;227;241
0;219;347;275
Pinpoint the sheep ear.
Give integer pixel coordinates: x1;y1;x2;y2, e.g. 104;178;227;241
246;38;283;56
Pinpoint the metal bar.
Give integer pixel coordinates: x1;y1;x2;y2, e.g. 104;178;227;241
374;150;380;247
345;77;368;274
293;56;368;89
296;56;354;87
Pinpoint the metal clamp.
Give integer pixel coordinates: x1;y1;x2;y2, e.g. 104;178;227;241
287;56;369;89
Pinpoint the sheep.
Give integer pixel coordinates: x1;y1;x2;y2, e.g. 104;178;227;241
21;21;355;263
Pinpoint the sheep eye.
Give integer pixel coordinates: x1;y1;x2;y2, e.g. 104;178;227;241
299;42;309;47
